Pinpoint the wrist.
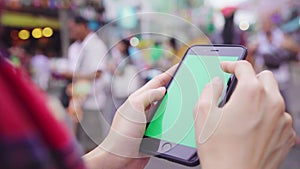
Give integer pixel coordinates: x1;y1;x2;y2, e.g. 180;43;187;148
83;146;131;169
199;153;244;169
83;146;107;169
83;144;150;169
200;158;249;169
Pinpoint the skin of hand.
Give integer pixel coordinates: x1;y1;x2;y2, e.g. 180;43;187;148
83;64;178;169
194;61;296;169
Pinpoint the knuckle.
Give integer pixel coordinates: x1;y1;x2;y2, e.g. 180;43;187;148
240;80;265;96
268;93;285;115
127;95;139;106
238;60;251;65
129;89;139;97
280;113;294;131
260;70;274;76
284;113;293;127
237;60;252;69
273;96;285;111
153;75;165;85
129;92;137;98
127;94;134;102
152;74;161;81
254;82;265;94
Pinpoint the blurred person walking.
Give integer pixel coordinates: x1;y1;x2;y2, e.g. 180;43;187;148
244;13;300;149
250;16;299;91
211;7;246;45
157;37;179;70
109;39;142;110
30;48;50;91
66;16;109;153
248;16;300;146
59;19;83;109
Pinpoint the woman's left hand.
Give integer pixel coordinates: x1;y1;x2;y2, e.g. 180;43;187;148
83;65;177;169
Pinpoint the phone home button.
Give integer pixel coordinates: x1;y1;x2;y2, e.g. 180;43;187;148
161;142;172;152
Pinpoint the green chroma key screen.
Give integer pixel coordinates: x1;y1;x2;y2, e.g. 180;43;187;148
145;55;238;148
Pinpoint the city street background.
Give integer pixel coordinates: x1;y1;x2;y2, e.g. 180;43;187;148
0;0;300;168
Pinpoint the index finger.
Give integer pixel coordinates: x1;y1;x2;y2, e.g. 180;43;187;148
139;63;178;92
221;61;256;81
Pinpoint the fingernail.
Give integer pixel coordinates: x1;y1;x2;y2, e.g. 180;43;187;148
220;62;228;69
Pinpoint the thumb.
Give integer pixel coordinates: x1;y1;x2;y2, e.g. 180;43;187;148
118;87;166;125
139;87;166;109
194;77;223;144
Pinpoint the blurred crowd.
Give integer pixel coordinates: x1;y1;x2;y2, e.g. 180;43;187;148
1;1;300;154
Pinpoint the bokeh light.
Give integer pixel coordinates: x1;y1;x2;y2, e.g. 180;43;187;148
18;30;30;40
130;37;140;47
239;20;250;31
42;27;53;38
32;28;42;39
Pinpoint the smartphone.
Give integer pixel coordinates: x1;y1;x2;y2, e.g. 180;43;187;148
140;45;247;166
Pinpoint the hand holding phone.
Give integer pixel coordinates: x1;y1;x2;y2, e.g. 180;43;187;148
140;45;247;166
86;65;178;169
194;61;295;169
85;47;294;169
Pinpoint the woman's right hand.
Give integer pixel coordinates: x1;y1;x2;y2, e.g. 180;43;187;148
194;61;296;169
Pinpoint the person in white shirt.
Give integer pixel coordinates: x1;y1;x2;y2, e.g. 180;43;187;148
67;41;81;74
68;16;109;152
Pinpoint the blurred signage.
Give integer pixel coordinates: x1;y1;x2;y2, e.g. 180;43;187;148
5;0;70;9
1;10;60;29
4;0;103;9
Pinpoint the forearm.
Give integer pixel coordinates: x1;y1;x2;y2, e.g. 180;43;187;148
200;159;245;169
60;72;94;81
72;70;102;81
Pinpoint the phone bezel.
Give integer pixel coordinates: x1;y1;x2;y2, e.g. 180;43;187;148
140;45;247;166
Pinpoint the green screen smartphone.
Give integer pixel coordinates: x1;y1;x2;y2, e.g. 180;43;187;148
140;45;247;166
